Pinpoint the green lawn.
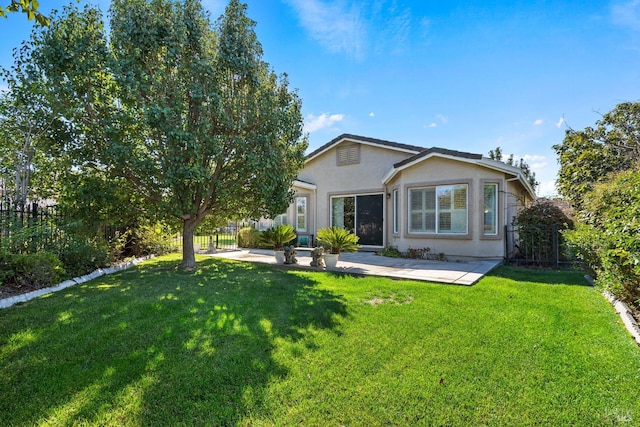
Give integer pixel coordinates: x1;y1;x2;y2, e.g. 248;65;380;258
1;254;639;426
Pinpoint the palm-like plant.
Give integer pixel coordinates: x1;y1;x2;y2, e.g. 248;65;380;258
261;224;296;250
316;227;361;254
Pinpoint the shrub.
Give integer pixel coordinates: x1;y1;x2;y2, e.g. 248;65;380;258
316;227;360;254
0;224;64;255
564;169;640;307
127;224;174;257
513;198;574;264
108;223;175;259
377;246;402;258
58;236;111;278
405;247;431;259
0;252;66;288
237;227;261;248
261;225;297;250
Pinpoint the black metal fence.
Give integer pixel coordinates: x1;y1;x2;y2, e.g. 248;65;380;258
0;200;64;253
505;224;579;267
176;221;240;252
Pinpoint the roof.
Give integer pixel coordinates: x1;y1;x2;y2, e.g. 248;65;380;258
293;179;317;191
304;133;536;200
382;148;537;200
305;133;425;162
393;147;483;169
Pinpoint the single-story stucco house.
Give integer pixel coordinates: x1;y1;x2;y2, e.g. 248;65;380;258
279;134;536;259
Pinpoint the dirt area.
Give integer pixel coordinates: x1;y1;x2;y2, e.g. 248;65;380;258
0;281;54;300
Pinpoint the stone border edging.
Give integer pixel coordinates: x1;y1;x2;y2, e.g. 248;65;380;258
0;255;154;310
585;275;640;346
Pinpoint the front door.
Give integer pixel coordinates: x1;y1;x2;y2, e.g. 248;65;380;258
331;194;384;246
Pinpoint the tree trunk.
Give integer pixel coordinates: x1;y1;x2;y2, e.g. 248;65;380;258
181;217;199;271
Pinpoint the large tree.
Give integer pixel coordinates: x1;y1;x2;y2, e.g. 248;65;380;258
0;37;68;205
487;146;538;189
37;0;307;270
553;102;640;208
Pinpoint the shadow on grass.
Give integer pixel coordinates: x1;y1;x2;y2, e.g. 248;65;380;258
0;256;347;425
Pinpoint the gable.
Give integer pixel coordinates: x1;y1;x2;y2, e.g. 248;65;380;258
298;139;419;190
305;134;424;164
383;151;536;199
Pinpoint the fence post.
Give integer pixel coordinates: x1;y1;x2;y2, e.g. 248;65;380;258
552;224;559;267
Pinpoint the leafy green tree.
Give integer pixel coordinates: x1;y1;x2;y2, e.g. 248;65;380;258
0;36;69;205
553;102;640;208
37;0;307;270
488;146;538;189
564;168;640;307
0;0;50;26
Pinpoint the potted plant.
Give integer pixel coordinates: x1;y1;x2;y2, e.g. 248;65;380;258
316;226;361;269
260;224;296;263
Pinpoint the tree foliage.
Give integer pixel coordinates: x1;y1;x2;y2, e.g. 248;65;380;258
35;0;307;270
563;168;640;307
0;0;50;26
512;198;573;264
553;102;640;208
0;33;70;205
555;102;640;307
488;147;538;189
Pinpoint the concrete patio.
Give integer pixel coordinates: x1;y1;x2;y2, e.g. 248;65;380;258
206;249;502;285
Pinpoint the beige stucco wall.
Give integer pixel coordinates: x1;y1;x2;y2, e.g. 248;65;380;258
290;139;534;258
386;157;532;259
297;140;412;236
290;184;315;237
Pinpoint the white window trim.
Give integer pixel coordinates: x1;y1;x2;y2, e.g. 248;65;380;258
393;189;399;234
296;196;307;232
483;183;499;236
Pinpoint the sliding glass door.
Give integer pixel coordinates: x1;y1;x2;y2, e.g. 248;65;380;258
331;194;383;246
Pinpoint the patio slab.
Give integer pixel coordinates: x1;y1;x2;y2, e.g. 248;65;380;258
206;249;501;285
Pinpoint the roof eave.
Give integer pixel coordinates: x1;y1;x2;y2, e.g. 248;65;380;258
293;180;317;191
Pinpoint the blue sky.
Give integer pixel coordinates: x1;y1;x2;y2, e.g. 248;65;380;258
2;0;640;196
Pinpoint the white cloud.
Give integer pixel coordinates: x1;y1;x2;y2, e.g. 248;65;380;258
556;117;566;128
285;0;365;59
304;113;345;133
522;154;548;170
612;0;640;31
286;0;418;59
435;113;448;124
534;119;544;126
428;123;437;128
369;112;375;117
537;180;558;197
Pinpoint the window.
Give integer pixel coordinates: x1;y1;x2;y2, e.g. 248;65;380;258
393;189;399;234
296;197;307;232
331;196;355;231
336;144;360;165
409;184;467;234
483;183;498;235
273;213;288;227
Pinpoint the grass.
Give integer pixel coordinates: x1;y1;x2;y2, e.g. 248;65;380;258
1;254;639;426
